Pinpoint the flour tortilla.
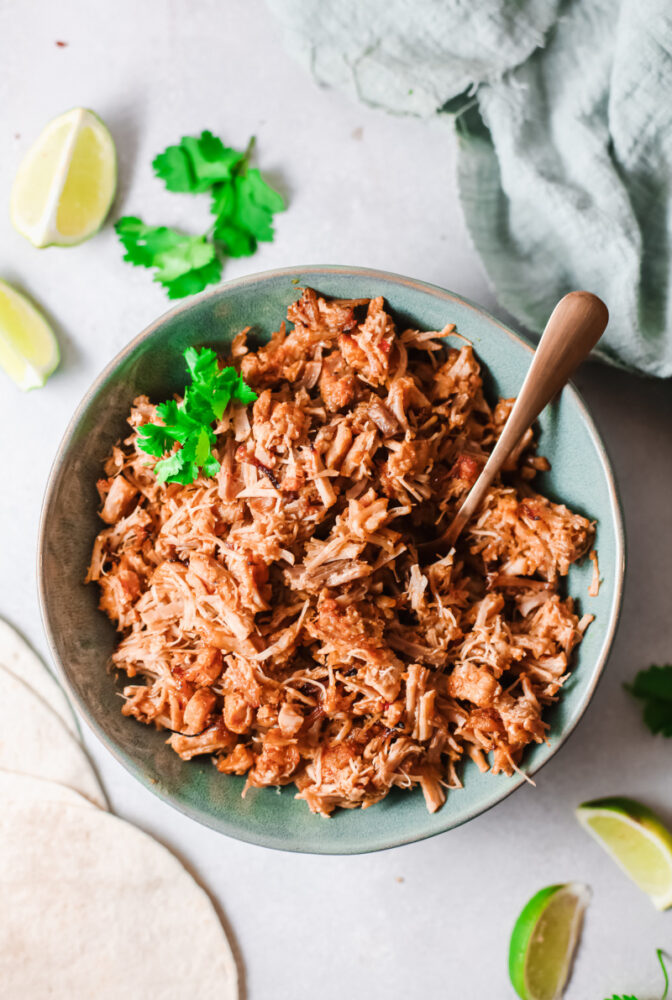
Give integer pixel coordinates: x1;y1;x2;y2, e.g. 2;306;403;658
0;618;78;736
0;800;239;999
0;769;98;810
0;665;106;808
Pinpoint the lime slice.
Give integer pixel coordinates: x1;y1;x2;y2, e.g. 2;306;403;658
577;796;672;910
509;882;590;1000
10;108;117;248
0;280;59;390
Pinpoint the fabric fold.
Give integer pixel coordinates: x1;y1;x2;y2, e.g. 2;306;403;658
267;0;672;376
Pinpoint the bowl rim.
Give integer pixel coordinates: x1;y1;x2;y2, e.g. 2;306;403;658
37;264;626;854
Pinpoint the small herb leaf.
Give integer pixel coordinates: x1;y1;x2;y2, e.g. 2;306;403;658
153;130;243;193
625;665;672;736
118;130;284;299
115;218;222;299
154;451;185;484
136;347;257;485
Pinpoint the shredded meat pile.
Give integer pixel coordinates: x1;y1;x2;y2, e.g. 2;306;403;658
87;289;595;816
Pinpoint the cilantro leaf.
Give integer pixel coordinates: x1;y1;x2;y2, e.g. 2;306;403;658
233;175;276;240
194;426;212;466
233;377;258;406
136;423;175;458
115;218;222;299
155;399;185;429
164;458;200;485
625;665;672;736
244;167;286;214
116;216;186;267
152;235;215;283
213;216;257;258
211;167;285;257
153;131;243;193
210;143;285;258
150;146;193;193
202;453;221;478
161;259;222;300
117;131;284;299
184;346;219;381
154;451;186;484
136;347;257;485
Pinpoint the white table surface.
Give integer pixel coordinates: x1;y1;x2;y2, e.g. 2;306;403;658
1;3;671;997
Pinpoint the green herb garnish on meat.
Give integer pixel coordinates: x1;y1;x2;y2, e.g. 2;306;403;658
116;131;284;298
625;665;672;736
137;346;257;484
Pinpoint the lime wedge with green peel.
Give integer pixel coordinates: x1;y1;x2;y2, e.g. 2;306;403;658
10;108;117;248
0;280;59;390
577;796;672;910
509;882;590;1000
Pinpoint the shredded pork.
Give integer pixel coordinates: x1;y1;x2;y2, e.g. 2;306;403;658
88;289;595;816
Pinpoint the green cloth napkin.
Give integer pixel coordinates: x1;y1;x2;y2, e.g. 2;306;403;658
267;0;672;376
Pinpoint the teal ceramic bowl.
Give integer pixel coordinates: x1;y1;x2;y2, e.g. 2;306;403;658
38;266;624;854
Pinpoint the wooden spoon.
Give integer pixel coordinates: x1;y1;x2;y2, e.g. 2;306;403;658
422;291;609;558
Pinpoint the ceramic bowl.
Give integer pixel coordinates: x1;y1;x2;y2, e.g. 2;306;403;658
38;265;625;854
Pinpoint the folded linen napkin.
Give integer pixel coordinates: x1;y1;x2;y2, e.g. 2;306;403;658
267;0;672;376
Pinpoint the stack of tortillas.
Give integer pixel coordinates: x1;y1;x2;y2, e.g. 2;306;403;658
0;619;238;999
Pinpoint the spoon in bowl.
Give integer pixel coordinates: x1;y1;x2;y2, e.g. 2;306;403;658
422;290;609;559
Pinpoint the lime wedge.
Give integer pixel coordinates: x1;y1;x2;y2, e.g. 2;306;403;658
577;796;672;910
0;280;59;390
10;108;117;248
509;882;590;1000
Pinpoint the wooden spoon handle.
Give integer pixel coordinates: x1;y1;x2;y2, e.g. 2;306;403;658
438;291;609;549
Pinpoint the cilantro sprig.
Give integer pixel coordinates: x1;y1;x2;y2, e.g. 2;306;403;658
625;665;672;737
153;130;245;193
137;346;257;484
116;131;285;298
116;220;222;300
604;948;669;1000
